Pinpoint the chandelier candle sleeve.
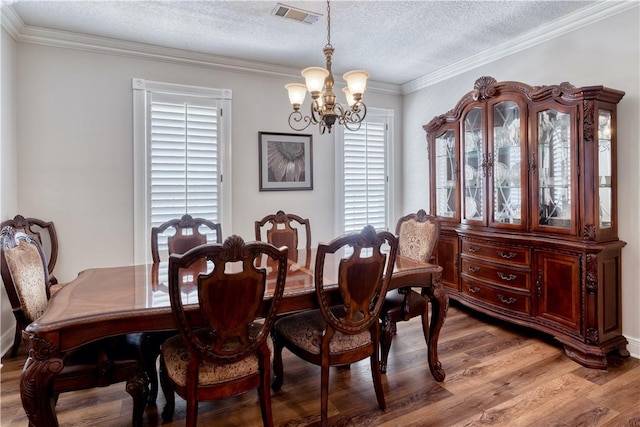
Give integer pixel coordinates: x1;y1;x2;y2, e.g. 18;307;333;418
285;0;369;134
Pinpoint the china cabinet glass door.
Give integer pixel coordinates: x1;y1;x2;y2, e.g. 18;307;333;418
491;100;523;226
462;107;484;223
534;107;576;233
434;129;458;219
598;110;613;229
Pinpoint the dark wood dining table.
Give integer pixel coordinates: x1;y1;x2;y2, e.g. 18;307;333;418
20;248;447;426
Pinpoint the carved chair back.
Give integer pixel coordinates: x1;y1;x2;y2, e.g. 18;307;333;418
0;215;59;285
395;209;440;263
255;210;311;251
316;225;398;338
1;226;51;324
151;214;222;263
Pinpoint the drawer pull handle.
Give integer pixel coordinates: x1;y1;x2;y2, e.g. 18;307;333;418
468;265;480;273
498;294;517;305
497;272;517;281
497;250;517;259
466;285;480;293
468;246;481;253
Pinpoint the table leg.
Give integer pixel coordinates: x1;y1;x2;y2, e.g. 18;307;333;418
21;334;64;427
421;272;448;382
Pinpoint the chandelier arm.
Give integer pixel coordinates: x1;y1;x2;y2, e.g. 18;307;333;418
310;100;322;124
288;111;313;132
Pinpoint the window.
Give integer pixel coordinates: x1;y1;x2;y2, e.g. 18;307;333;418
335;109;394;234
133;79;231;263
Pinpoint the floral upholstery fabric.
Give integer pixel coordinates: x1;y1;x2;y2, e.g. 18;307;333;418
398;219;437;262
4;241;48;321
161;324;272;388
274;309;371;355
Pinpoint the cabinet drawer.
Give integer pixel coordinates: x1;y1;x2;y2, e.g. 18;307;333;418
461;259;530;290
461;240;530;266
461;277;531;314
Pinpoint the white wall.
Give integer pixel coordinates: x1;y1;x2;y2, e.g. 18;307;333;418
11;43;402;286
403;8;640;356
1;27;18;352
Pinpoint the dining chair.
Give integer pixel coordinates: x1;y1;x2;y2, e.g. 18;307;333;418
145;213;223;403
0;226;148;425
0;215;63;357
379;209;440;373
255;210;311;251
271;225;398;427
159;235;289;426
151;213;222;263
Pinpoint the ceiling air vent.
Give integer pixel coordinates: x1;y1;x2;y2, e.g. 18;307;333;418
272;3;321;24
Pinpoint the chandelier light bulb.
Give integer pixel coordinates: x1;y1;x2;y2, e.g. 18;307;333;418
301;67;329;97
285;83;308;109
342;87;356;107
342;70;370;100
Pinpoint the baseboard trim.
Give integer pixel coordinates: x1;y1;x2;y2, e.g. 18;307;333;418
625;334;640;360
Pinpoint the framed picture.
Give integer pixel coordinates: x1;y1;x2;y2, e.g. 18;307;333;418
259;132;313;191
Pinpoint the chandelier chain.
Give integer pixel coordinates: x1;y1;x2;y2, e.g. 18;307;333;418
326;0;331;48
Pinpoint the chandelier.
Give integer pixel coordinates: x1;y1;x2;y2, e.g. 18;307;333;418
285;0;369;134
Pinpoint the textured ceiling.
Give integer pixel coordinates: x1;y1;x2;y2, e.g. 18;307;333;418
6;0;602;85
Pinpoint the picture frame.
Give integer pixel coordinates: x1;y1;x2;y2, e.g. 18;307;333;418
259;132;313;191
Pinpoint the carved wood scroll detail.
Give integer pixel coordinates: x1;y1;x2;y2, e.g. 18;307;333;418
586;327;599;345
21;335;64;426
585;253;598;294
583;101;596;146
472;76;498;100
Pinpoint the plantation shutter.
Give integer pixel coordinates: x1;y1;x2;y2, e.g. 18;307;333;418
149;92;220;248
343;119;388;233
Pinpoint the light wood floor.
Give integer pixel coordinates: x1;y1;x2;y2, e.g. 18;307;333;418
2;304;639;426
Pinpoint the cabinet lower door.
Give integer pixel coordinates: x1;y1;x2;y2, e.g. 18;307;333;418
436;233;459;291
535;250;581;332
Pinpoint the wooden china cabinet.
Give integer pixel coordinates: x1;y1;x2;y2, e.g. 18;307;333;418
424;76;627;368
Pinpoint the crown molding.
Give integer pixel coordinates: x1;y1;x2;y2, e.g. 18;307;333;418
5;1;631;97
401;1;639;95
0;5;400;96
0;3;24;39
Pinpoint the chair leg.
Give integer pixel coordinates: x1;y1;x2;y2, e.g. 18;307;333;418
258;355;274;427
185;396;198;427
159;356;176;422
125;370;149;427
370;352;387;411
141;334;162;404
379;315;396;374
271;332;285;391
320;362;330;427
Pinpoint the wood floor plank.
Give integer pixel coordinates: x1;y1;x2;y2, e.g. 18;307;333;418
2;305;639;427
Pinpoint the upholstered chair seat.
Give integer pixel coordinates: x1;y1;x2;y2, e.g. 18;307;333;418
161;325;273;388
274;308;371;355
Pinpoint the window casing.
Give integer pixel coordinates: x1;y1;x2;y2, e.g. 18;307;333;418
133;79;231;264
335;109;394;235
